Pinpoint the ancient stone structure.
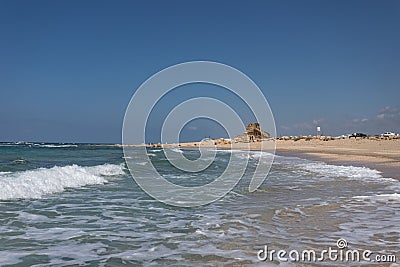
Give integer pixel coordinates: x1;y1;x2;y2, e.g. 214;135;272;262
246;123;261;141
234;123;270;142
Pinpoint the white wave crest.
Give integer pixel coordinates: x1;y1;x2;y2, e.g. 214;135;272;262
298;162;384;180
35;144;78;148
0;164;124;200
353;193;400;202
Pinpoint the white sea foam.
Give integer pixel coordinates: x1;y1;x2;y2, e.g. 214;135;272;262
0;164;124;200
35;144;78;148
298;162;385;180
353;193;400;202
12;159;26;164
169;148;183;153
1;143;79;148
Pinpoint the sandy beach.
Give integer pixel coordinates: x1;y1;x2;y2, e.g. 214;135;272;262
276;138;400;166
165;138;400;165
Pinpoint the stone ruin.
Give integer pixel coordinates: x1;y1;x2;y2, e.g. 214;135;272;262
234;123;271;142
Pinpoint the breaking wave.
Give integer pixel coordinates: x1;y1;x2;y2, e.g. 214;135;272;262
0;164;125;201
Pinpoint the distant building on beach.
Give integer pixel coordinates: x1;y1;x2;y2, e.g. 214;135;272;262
234;123;270;142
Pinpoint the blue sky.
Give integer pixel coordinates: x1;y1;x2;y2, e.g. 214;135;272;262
1;0;399;143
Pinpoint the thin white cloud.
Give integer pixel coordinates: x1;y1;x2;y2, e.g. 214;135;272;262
377;106;399;119
377;114;385;119
279;106;399;136
379;106;391;113
353;118;369;123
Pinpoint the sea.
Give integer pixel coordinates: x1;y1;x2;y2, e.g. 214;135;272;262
0;142;398;266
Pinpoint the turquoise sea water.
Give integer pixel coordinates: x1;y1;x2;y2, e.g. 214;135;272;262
0;143;398;266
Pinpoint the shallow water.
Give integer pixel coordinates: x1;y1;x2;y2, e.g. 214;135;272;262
0;143;398;266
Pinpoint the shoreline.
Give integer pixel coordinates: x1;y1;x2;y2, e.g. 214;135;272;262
145;138;400;180
275;139;400;180
276;151;400;181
